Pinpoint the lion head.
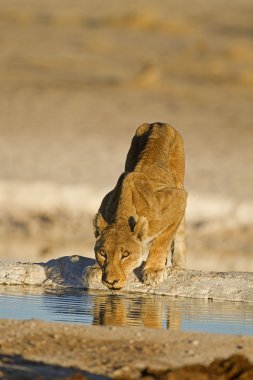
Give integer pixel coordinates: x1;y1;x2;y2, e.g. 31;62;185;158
93;213;148;290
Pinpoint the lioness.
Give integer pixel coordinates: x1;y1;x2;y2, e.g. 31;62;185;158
88;122;187;290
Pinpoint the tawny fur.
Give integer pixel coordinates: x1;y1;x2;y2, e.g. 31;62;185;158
88;122;187;290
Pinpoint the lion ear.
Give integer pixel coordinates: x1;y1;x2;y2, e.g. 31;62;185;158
93;213;108;238
128;216;136;232
133;216;148;241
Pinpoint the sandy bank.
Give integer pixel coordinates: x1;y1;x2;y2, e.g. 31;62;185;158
0;319;253;379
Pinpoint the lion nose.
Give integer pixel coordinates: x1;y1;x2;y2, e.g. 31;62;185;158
104;278;119;287
102;273;122;289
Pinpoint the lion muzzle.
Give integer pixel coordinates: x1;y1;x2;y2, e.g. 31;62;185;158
102;263;126;290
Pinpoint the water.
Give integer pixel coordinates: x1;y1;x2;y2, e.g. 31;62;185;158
0;286;252;335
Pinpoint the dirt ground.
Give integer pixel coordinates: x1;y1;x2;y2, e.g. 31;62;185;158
0;2;253;379
0;0;253;268
1;0;253;195
0;320;253;379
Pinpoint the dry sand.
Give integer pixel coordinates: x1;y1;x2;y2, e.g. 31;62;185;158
0;320;253;379
0;0;253;268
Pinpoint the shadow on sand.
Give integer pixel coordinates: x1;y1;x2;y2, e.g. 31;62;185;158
1;353;253;380
0;353;109;380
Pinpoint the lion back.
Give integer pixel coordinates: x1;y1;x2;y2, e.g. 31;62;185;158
125;122;185;189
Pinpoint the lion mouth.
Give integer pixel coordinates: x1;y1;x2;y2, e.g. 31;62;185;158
109;286;122;291
102;280;123;290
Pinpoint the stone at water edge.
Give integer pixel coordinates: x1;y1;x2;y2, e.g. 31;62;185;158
0;261;47;285
0;256;252;302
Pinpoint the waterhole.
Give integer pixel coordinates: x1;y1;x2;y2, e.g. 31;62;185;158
0;286;252;335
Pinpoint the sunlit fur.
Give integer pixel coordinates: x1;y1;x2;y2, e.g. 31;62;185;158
92;122;187;289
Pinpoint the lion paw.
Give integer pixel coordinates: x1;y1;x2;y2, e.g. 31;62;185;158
82;264;102;287
142;267;168;286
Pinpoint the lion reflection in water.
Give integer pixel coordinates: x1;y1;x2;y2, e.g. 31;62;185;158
92;294;181;330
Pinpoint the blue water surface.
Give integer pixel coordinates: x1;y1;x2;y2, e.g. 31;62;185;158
0;286;252;335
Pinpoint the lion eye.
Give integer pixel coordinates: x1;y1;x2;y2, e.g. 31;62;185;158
99;250;107;258
122;251;130;259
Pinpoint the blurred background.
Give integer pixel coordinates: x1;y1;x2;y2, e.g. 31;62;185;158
0;0;252;270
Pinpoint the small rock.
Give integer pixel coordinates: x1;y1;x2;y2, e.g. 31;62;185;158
184;349;195;356
112;365;138;379
71;255;80;262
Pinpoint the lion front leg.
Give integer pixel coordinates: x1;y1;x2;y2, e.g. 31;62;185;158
142;230;174;286
171;215;186;269
142;214;185;285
